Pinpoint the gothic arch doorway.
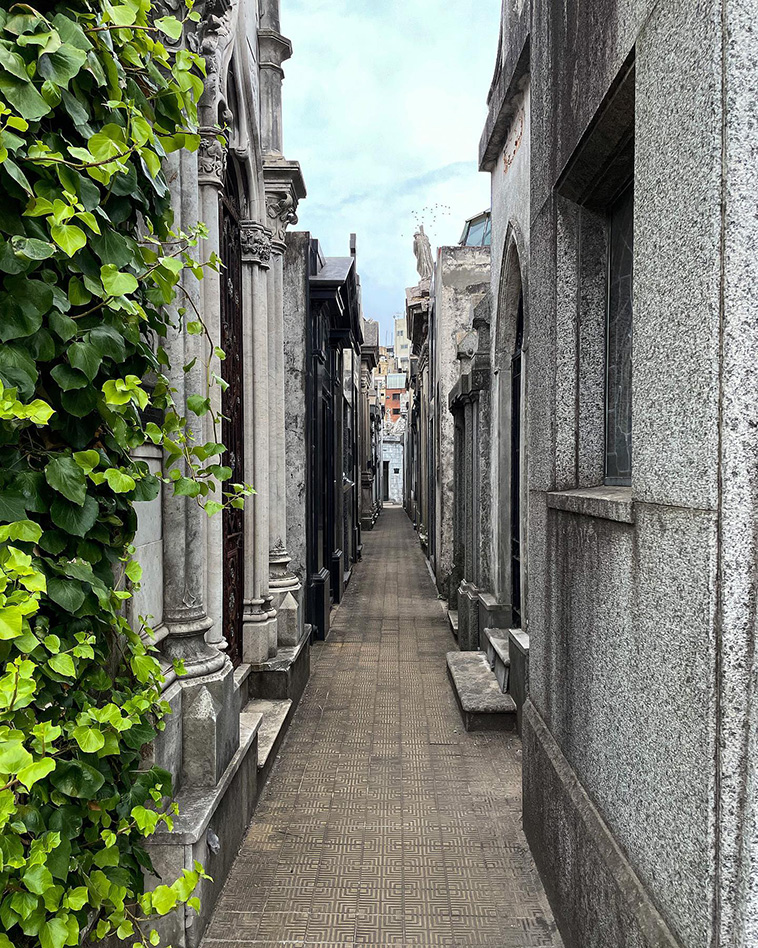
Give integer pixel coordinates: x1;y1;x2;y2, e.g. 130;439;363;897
219;157;246;666
496;237;526;630
510;292;524;628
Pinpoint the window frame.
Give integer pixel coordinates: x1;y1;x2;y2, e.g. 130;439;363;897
603;180;634;487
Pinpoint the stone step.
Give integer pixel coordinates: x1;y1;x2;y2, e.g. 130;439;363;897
448;610;459;637
248;626;310;706
482;628;511;694
446;651;517;732
243;698;293;789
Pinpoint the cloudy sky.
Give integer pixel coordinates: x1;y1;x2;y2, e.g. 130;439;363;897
280;0;501;344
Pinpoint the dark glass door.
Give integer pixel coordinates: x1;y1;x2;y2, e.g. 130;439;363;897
219;184;244;666
510;293;524;629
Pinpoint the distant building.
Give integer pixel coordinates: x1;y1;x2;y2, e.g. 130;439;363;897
394;315;411;372
382;436;404;505
385;371;408;425
359;319;382;534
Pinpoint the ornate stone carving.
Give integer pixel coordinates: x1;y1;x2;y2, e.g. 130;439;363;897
198;127;227;186
240;221;273;267
265;191;299;245
186;0;232;71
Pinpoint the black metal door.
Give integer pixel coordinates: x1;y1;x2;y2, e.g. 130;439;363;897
510;293;524;629
219;186;244;666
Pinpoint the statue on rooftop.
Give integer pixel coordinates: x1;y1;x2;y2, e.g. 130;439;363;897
413;225;434;281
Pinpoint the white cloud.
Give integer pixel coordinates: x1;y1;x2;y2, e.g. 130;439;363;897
281;0;500;337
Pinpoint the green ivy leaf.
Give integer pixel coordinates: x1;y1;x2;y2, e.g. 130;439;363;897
0;740;32;775
72;726;105;754
45;457;87;506
155;16;183;40
89;324;127;361
40;916;68;948
68;341;102;382
48;652;76;678
0;74;51;121
49;495;98;538
23;863;53;896
100;264;138;297
103;469;135;493
49;759;104;799
72;450;99;474
0;279;54;342
50;223;87;257
0;343;37;399
50;365;88;392
37;44;87;87
150;885;177;916
47;579;85;615
17;757;56;790
49;312;78;343
186;394;210;416
11;236;55;260
64;887;87;911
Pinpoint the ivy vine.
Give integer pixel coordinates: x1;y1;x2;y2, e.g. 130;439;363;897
0;1;251;946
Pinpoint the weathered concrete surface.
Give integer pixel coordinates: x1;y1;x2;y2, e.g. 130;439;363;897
446;651;517;732
201;507;561;947
433;247;490;600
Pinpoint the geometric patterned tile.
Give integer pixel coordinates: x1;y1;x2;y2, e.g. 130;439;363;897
201;508;563;947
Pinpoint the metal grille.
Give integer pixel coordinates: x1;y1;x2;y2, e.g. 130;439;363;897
219;183;244;667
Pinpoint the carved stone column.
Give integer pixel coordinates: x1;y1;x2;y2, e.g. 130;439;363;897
161;148;226;680
197;126;228;650
258;28;292;157
264;162;306;646
240;220;279;662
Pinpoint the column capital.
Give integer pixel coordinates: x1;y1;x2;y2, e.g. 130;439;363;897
263;157;307;251
257;27;293;72
198;126;227;188
240;220;273;268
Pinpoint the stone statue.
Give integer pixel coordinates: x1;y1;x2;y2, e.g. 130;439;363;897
413;225;434;281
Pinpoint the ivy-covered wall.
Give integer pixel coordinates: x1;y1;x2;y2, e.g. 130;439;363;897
0;3;252;945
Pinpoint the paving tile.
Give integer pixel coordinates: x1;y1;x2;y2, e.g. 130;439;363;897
201;509;561;947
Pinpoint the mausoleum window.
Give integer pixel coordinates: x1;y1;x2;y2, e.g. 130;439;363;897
605;185;634;485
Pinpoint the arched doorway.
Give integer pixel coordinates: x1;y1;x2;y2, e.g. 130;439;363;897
509;292;524;628
496;237;526;630
219;158;245;665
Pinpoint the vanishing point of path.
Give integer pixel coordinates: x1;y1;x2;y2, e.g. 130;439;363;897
201;506;562;947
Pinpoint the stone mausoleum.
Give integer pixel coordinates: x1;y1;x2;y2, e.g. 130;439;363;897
406;2;758;946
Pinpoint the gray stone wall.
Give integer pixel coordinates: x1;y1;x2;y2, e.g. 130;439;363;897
432;247;490;599
283;232;310;584
714;2;758;942
487;80;530;610
516;1;736;946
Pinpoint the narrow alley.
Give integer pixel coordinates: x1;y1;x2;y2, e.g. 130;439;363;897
200;507;562;947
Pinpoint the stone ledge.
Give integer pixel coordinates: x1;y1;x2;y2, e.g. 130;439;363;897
248;626;310;705
447;651;516;732
547;486;634;523
245;697;292;774
154;712;261;846
483;628;511;669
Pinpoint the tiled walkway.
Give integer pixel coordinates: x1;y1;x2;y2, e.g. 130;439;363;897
201;506;562;947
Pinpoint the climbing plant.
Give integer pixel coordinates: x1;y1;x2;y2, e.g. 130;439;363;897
0;1;250;946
